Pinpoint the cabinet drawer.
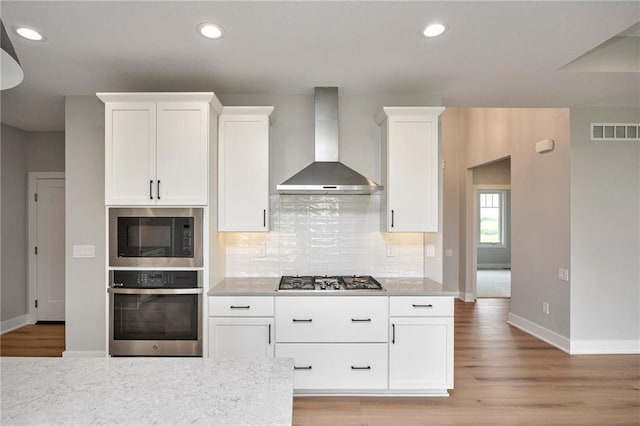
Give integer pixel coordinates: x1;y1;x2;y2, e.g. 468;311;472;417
276;343;388;390
209;296;274;317
275;297;388;343
389;296;453;317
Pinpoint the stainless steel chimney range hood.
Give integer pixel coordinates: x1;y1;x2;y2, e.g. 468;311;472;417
276;87;383;195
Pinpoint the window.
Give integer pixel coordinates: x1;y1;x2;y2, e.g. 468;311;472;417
478;190;506;246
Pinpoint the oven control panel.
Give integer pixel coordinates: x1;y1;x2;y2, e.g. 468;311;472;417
112;270;198;288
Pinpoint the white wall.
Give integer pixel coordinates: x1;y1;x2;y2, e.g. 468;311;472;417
1;124;65;328
442;108;571;344
64;96;106;356
570;107;640;353
1;124;28;323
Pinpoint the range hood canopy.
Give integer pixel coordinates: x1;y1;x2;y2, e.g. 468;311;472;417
276;87;383;195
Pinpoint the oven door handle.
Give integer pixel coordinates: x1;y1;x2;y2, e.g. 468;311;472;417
108;288;203;295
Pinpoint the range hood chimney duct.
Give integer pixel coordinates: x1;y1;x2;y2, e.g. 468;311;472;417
276;87;383;195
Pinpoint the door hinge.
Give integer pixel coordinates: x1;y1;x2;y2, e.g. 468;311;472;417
34;193;38;202
35;246;38;255
35;299;38;308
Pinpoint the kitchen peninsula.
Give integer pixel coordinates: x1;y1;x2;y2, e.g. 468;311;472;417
1;357;293;425
208;277;457;396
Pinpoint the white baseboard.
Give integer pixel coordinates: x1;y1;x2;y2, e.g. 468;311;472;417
62;350;107;358
478;263;511;270
570;340;640;355
507;312;570;353
458;291;475;302
1;314;28;334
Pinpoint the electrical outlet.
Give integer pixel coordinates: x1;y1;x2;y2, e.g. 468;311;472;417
426;244;436;258
542;302;550;315
558;268;569;281
257;243;266;258
386;244;395;257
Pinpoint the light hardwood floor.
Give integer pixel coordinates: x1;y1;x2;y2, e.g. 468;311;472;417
293;299;640;425
0;323;64;357
1;302;638;425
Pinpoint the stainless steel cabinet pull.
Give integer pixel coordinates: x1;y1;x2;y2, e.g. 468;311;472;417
263;209;266;227
292;319;312;323
268;324;271;345
294;366;312;370
351;318;372;322
391;210;395;228
229;305;250;309
351;366;371;370
149;180;153;199
392;323;396;344
157;180;161;200
412;304;433;308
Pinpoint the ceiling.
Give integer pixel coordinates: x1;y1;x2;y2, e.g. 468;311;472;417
1;1;639;132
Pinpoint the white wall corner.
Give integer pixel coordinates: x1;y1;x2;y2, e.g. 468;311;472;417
570;340;640;355
458;291;475;302
62;350;107;358
0;314;28;334
507;312;570;354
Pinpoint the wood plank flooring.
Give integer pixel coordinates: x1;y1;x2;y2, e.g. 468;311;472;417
293;299;640;425
0;324;64;357
1;301;638;425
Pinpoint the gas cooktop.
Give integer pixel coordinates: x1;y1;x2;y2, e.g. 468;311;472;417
278;275;384;291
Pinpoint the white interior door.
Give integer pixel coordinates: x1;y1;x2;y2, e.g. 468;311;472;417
33;177;66;321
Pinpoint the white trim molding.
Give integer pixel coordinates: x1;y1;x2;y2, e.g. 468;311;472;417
1;314;28;334
507;312;570;353
62;350;107;358
570;340;640;355
458;291;475;302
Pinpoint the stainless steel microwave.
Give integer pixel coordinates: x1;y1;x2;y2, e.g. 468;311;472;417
109;208;203;267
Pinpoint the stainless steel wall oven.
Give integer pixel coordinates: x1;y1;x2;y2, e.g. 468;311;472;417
108;270;203;356
109;208;203;267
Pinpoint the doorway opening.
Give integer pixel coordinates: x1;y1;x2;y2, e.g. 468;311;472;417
470;159;511;299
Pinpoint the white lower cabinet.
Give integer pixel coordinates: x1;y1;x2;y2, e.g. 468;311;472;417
209;317;274;359
208;296;274;359
276;343;388;390
209;294;454;394
389;296;454;391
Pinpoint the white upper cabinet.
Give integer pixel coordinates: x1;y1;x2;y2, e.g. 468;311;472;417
375;107;445;232
99;92;221;206
218;106;274;232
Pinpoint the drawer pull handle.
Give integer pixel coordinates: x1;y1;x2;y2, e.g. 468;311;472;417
268;324;271;345
230;305;250;309
351;366;371;370
292;319;312;323
392;323;396;344
412;304;433;308
294;366;312;370
351;318;372;322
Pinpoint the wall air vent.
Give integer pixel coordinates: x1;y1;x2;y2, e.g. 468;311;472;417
591;123;640;141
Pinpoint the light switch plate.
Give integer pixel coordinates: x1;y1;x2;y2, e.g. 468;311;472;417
558;268;569;281
445;249;453;257
73;245;95;258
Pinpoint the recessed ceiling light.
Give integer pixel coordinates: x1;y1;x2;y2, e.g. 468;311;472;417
198;23;224;39
423;23;446;38
15;26;45;41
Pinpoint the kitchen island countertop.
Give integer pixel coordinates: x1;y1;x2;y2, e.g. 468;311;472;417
209;277;458;297
1;357;293;426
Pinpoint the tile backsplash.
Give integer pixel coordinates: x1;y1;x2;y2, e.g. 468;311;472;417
225;195;424;277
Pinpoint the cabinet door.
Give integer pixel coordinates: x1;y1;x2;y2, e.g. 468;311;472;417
209;317;274;359
387;116;438;232
389;317;453;390
105;102;156;205
156;102;209;205
218;113;270;231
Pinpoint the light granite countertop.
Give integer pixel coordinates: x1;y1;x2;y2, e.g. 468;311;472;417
209;277;458;297
1;357;293;426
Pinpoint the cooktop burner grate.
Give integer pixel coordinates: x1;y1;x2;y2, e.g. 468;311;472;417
278;275;383;291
